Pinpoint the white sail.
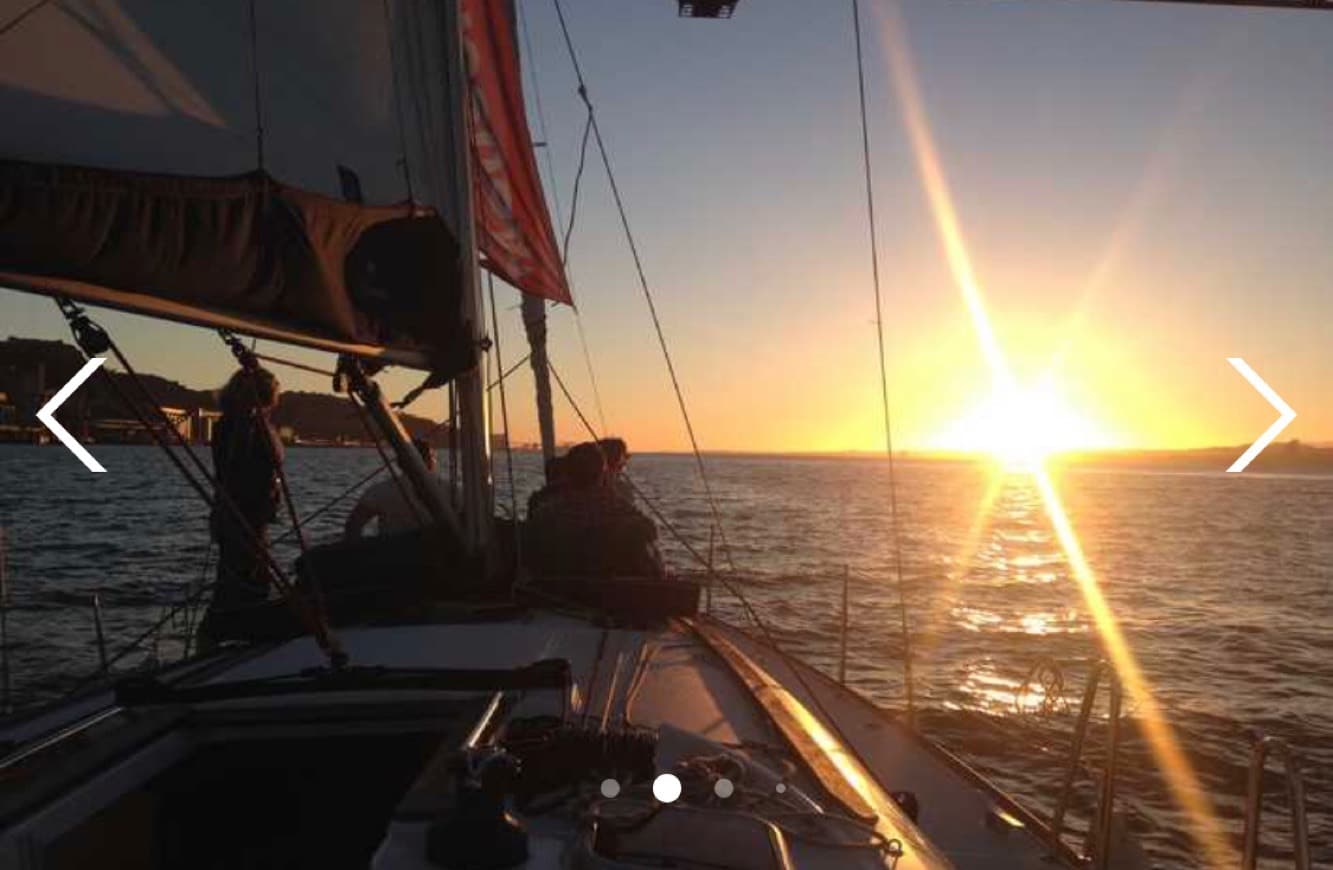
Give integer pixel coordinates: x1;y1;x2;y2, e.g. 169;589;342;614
0;0;458;218
0;0;471;370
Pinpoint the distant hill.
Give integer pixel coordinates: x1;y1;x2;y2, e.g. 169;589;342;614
1051;442;1333;474
1;336;448;445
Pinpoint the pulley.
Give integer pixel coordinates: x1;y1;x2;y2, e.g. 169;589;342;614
677;1;739;18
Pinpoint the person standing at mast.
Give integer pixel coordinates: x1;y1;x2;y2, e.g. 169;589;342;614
198;367;283;646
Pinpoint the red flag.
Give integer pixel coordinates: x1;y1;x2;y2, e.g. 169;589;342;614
463;0;572;305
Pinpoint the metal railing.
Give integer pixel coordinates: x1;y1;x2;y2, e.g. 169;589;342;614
1050;660;1124;869
1242;733;1311;870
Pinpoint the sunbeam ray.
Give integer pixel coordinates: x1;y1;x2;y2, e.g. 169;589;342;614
871;3;1231;864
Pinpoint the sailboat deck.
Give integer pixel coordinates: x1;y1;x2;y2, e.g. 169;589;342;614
0;610;1086;869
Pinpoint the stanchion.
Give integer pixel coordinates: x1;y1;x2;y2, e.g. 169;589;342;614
839;566;850;686
92;593;109;676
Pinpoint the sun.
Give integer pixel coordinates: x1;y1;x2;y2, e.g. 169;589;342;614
935;378;1115;469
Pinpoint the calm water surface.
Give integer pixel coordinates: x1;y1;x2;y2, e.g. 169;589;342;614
0;444;1329;867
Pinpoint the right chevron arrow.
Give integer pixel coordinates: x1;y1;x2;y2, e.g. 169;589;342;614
1226;358;1296;473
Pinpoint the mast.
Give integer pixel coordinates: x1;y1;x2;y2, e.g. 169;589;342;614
447;0;496;552
522;294;559;466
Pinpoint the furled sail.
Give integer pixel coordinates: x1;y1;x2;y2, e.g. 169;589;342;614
464;0;572;305
0;0;474;374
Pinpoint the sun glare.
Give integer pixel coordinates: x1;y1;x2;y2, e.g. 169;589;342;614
936;379;1115;469
874;3;1231;864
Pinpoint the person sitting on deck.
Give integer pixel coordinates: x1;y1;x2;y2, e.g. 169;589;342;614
526;454;569;518
597;437;636;504
343;438;449;539
526;442;664;580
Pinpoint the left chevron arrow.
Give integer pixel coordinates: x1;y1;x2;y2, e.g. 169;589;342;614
36;357;107;473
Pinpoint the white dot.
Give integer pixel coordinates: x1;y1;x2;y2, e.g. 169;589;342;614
775;782;787;794
652;773;682;803
714;777;734;799
600;778;621;798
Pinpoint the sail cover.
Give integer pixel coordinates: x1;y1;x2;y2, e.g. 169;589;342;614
463;0;571;305
0;0;479;374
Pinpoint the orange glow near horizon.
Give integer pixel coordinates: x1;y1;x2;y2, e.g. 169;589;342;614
875;3;1231;865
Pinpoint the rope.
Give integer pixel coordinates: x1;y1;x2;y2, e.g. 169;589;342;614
488;352;531;392
247;0;265;170
562;113;593;265
272;464;388;546
217;333;313;563
381;0;416;203
0;0;52;38
519;0;565;228
252;351;335;378
345;391;432;531
544;359;880;763
488;275;522;531
517;0;608;436
550;0;734;570
51;301;347;667
545;360;714;578
559;110;610;433
217;331;345;663
851;0;914;725
181;538;214;659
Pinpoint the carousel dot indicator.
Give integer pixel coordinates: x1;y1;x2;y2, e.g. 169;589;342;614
652;773;682;803
713;777;735;799
600;778;621;798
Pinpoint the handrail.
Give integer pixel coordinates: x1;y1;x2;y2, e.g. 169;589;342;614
1050;660;1124;868
1242;733;1311;870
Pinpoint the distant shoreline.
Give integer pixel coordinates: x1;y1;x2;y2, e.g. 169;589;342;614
7;440;1332;475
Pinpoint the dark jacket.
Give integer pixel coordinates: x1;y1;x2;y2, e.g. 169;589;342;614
211;413;282;525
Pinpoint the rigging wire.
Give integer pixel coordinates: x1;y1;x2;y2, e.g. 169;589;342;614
488;352;532;392
547;358;878;756
559;111;611;432
545;361;726;593
0;0;52;38
562;114;594;265
273;465;387;546
50;301;345;666
519;0;565;227
345;391;432;531
488;273;522;527
381;0;417;203
851;0;915;725
550;0;735;571
246;0;266;171
218;331;344;656
251;350;335;378
519;0;608;435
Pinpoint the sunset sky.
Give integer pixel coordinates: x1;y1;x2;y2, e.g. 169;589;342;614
3;0;1331;454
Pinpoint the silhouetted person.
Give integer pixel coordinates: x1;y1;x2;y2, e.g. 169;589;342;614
198;367;282;645
344;439;447;539
597;437;635;503
526;454;570;518
528;442;663;579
